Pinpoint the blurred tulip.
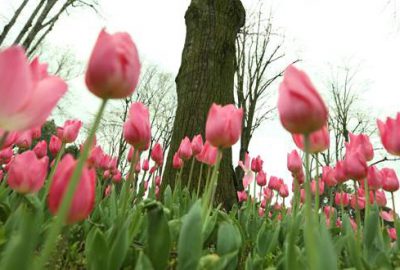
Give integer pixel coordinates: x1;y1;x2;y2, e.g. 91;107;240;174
15;130;33;149
335;192;349;207
311;179;325;195
61;120;82;143
191;134;203;156
237;190;248;202
334;160;348;183
381;168;399;192
150;143;164;166
178;137;192;160
377;113;400;156
279;184;289;198
142;159;149;171
173;152;183;169
0;147;13;164
256;170;267;186
367;166;383;191
49;135;62;156
292;125;329;153
345;133;374;161
287;150;302;174
251;155;263;173
33;140;47;158
343;151;368;180
196;141;218;166
123;102;151;151
322;166;337;187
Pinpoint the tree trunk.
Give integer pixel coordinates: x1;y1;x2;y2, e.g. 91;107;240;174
162;0;245;209
0;0;29;46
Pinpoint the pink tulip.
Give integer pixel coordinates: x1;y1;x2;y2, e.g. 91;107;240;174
239;153;254;189
0;47;67;131
251;155;263;173
0;147;13;164
300;189;306;204
87;145;104;168
33;140;47;158
343;151;368;180
31;127;41;139
195;141;218;166
149;165;157;175
311;179;325;195
287;150;302;174
178;137;192;160
268;176;282;191
371;190;387;207
7;151;48;194
173;152;183;169
142;159;149;171
381;210;395;222
322;166;337;187
381;168;399;192
112;171;122;183
144;180;149;191
323;206;335;218
292;125;330;153
345;133;374;161
135;160;141;173
335;192;349;206
258;207;265;217
388;228;397;241
237;190;248;202
15;130;33;149
256;170;267;186
0;129;18;149
205;103;243;148
104;185;112;197
334;161;348;183
155;176;161;186
123;102;151;151
350;194;366;210
49;135;62;156
48;154;96;224
150;143;164;166
377;113;400;156
191;134;203;156
277;65;328;134
279;184;289;198
85;29;140;99
263;187;273;202
61;120;82;143
367;166;383;191
103;170;111;179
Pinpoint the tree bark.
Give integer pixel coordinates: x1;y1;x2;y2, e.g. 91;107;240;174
162;0;245;209
0;0;29;46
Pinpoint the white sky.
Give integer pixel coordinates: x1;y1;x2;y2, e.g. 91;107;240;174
2;0;400;199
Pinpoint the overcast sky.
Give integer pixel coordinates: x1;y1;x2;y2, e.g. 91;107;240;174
2;0;400;195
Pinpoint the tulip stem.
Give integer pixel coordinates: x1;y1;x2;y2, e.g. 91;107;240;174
364;178;369;218
328;187;334;228
196;163;204;198
187;157;196;192
0;131;9;149
392;192;397;224
303;134;319;270
121;149;139;215
353;180;362;239
253;172;257;202
202;150;222;221
42;143;65;205
34;99;108;270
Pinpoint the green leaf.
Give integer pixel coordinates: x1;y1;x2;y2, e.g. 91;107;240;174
85;228;108;270
317;219;338;270
177;201;202;270
135;252;155;270
217;222;241;270
145;204;171;270
107;221;130;270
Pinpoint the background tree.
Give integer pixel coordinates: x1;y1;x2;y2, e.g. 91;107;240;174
162;0;246;208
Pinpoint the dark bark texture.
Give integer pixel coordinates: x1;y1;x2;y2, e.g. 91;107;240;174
162;0;245;209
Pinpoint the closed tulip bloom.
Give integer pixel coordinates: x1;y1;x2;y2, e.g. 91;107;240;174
263;187;273;202
268;176;282;191
49;135;62;156
0;147;13;164
205;103;243;148
123;102;151;151
33;140;47;158
343;151;368;180
135;160;141;173
258;207;265;217
112;171;122;183
279;184;289;198
323;206;335;218
251;155;263;173
367;166;383;191
103;170;111;179
0;129;18;149
87;145;104;168
142;159;149;171
369;190;387;207
48;154;96;224
195;141;218;166
377;113;400;156
334;161;348;183
381;210;395;222
345;133;374;161
256;170;267;186
350;194;366;210
237;190;248;202
150;143;164;166
381;168;399;192
173;152;183;169
292;125;330;153
149;165;157;175
311;179;325;195
335;192;349;206
191;134;203;155
143;180;149;191
0;47;67;131
178;137;192;160
85;29;141;99
277;65;328;134
8;151;48;193
31;126;41;139
388;228;397;241
322;166;337;187
15;130;33;149
239;153;254;188
61;120;82;143
155;176;161;186
287;150;302;174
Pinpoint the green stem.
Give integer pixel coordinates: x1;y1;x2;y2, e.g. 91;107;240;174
353;180;362;240
187;157;196;191
364;177;369;218
121;149;139;215
202;151;222;220
34;99;108;270
315;154;320;222
196;163;204;198
392;192;397;224
253;172;257;202
328;187;334;228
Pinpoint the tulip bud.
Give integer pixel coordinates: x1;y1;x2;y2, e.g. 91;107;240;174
33;140;47;158
343;151;367;180
112;171;122;183
292;125;330;153
287;150;302;174
377;113;400;156
61;120;82;143
279;184;289;198
155;176;161;186
322;166;337;187
311;179;325;195
123;102;151;151
0;147;13;164
251;155;263;173
142;159;149;171
195;141;217;166
173;152;183;169
191;134;203;156
388;228;397;241
49;135;62;156
345;133;374;161
367;166;383;191
150;143;164;166
178;137;192;160
237;190;248;202
334;160;348;183
381;168;399;192
15;130;33;149
256;170;267;186
335;192;349;206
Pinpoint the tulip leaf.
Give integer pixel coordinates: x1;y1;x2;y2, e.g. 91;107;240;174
85;227;108;270
217;222;241;270
107;221;129;270
135;252;154;270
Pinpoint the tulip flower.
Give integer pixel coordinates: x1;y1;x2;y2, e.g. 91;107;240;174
381;168;399;192
287;150;302;174
31;127;41;139
33;140;47;158
61;120;82;143
251;155;263;173
48;154;96;224
334;160;348;183
279;184;289;198
237;190;248;202
322;166;337;187
150;143;164;166
7;151;48;194
311;179;325;195
178;137;192;160
258;207;265;217
343;151;368;180
239;153;254;189
388;228;397;241
123;102;151;151
0;147;13;164
0;129;18;149
263;187;273;202
142;159;149;171
205;103;243;148
103;170;111;179
149;165;157;175
87;145;104;168
377;113;400;156
196;141;218;166
191;134;203;156
277;65;328;134
173;152;183;169
292;125;330;153
112;171;122;183
381;210;395;222
335;192;349;207
345;133;374;161
49;135;62;156
350;194;366;210
155;176;161;186
370;190;387;207
85;29;141;99
0;46;67;131
15;130;33;149
323;206;335;218
256;170;267;186
268;176;283;191
366;166;383;191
